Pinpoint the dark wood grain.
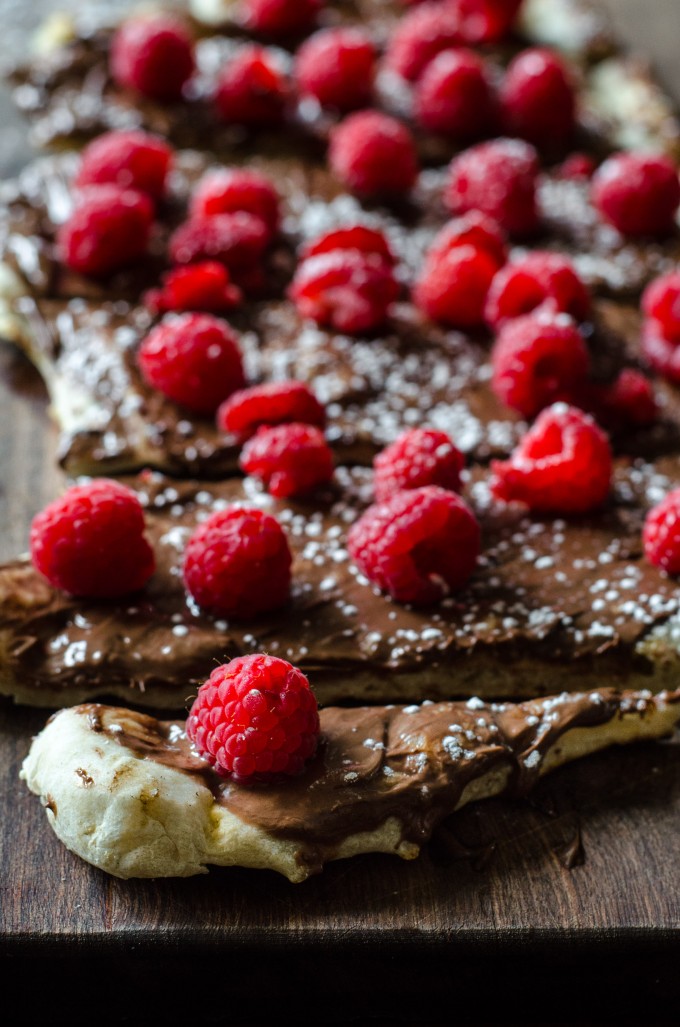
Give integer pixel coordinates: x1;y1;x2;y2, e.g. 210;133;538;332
1;3;680;1025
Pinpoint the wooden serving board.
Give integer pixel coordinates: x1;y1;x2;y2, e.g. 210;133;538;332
1;3;680;1024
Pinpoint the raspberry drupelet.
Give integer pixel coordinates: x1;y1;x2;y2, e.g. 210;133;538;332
484;252;591;328
591;152;680;237
373;428;465;502
183;506;292;618
74;130;173;202
328;111;419;196
144;263;242;315
30;480;155;598
217;380;325;439
490;403;612;514
348;485;481;605
186;655;320;781
294;27;376;112
500;48;576;149
413;48;498;141
190;168;281;239
57;185;153;278
110;14;195;102
215;45;288;127
643;489;680;576
243;0;321;36
289;248;399;334
445;138;540;237
240;423;334;498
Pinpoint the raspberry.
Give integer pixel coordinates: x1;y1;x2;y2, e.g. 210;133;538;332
183;507;292;617
643;489;680;576
490;403;612;514
373;428;465;502
427;211;507;268
384;3;463;82
168;212;269;286
144;262;242;315
215;45;288;127
217;380;325;439
242;0;321;36
57;185;153;278
413;48;498;141
347;485;481;605
445;138;540;237
500;48;576;149
186;655;319;780
491;311;590;418
453;0;524;44
110;14;195;102
289;249;399;333
591;152;680;237
589;368;658;429
240;423;334;498
294;27;376;112
137;312;245;414
413;243;500;327
641;320;680;385
329;111;419;196
557;153;596;180
190;168;280;238
642;271;680;342
30;479;155;598
74;130;173;202
484;252;591;328
301;225;395;265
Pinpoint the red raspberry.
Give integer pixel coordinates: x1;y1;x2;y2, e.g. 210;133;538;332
57;185;153;278
183;507;292;617
240;423;334;498
591;152;680;238
453;0;524;44
74;129;173;202
137;312;245;414
301;225;395;265
30;479;155;598
642;271;680;342
217;380;325;439
110;14;195;102
643;489;680;576
347;485;480;605
243;0;321;36
190;168;280;238
500;48;576;149
413;48;497;141
490;403;612;514
491;311;590;418
445;138;540;237
294;27;376;112
413;243;499;327
373;428;464;502
427;211;507;268
144;262;242;315
557;153;596;180
484;252;591;328
641;320;680;385
329;111;419;197
384;3;463;82
215;45;288;128
588;368;658;429
186;655;319;780
289;249;399;333
168;212;269;286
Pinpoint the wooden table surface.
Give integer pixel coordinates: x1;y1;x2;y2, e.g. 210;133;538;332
1;3;680;1025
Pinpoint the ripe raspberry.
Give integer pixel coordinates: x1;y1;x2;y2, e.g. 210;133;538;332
243;0;321;36
591;152;680;237
186;655;319;780
217;380;325;439
329;111;419;196
500;48;576;149
491;311;590;418
57;185;153;278
74;129;173;201
413;48;497;141
557;153;596;180
137;312;245;414
642;271;680;342
413;243;500;327
384;3;463;82
190;168;280;238
490;403;612;514
30;479;155;598
445;138;540;237
641;320;680;385
240;423;334;498
215;45;288;128
484;252;591;328
183;507;292;617
110;14;195;102
588;368;658;429
347;485;480;605
301;225;395;265
289;249;399;333
373;428;464;502
294;27;376;112
643;489;680;576
453;0;524;44
144;262;242;315
427;211;507;268
168;212;269;287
